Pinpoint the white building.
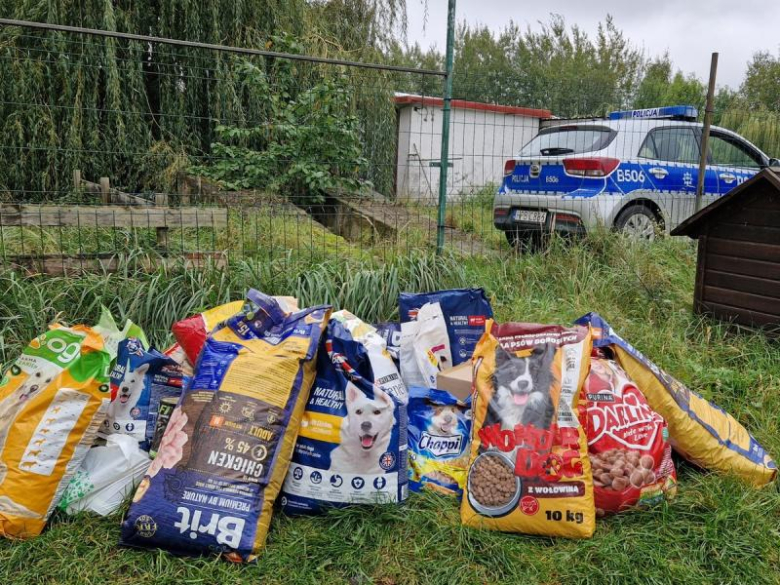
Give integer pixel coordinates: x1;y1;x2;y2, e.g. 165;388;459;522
394;94;550;201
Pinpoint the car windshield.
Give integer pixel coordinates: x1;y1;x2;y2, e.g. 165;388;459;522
519;126;616;157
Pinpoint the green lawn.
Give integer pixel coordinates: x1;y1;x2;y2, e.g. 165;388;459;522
1;232;778;584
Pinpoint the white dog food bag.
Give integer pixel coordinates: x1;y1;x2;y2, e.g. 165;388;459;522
400;302;450;389
281;310;408;515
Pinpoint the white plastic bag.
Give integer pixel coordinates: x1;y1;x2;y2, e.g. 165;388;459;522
58;434;151;516
400;302;451;388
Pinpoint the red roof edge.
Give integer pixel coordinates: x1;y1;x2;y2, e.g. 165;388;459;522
394;94;551;118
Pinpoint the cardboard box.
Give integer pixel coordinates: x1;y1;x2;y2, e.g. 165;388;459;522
436;361;473;402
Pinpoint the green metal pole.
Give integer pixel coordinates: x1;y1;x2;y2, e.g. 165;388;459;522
436;0;457;254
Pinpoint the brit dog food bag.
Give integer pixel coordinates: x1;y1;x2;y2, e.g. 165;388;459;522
171;300;245;364
462;321;596;539
172;297;300;365
585;349;677;515
120;291;330;561
100;338;185;449
0;324;113;538
576;313;776;487
399;288;493;366
281;310;408;515
407;386;471;497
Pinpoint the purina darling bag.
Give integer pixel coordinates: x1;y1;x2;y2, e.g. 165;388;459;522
461;321;596;539
281;311;408;515
120;291;330;561
576;313;776;487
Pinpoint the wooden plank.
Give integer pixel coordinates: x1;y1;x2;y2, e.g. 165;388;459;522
0;205;227;228
693;236;708;314
6;252;227;276
707;237;780;263
703;286;780;317
706;253;780;281
704;269;780;299
719;207;780;228
709;223;780;245
700;300;780;331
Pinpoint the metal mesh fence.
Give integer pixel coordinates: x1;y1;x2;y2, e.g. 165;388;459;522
1;20;778;273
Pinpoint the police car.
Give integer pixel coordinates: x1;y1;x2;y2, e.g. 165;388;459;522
493;105;780;248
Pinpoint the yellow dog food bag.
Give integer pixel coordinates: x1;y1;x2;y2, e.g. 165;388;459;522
121;290;330;562
576;313;776;486
462;321;596;539
0;324;112;538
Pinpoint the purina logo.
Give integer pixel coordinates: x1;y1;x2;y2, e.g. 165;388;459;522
419;432;464;457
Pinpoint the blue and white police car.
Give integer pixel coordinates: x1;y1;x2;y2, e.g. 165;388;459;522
493;105;780;248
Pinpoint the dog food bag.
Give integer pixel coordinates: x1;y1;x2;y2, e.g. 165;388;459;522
407;386;471;497
576;313;777;487
58;433;151;516
281;310;408;515
0;324;113;538
100;338;185;450
400;302;450;389
374;322;401;366
585;349;677;515
172;297;300;365
399;288;493;365
171;300;245;364
120;291;330;561
461;321;596;539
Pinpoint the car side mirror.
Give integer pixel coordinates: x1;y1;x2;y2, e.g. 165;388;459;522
769;158;780;168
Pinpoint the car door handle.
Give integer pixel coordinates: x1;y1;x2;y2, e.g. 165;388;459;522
719;173;736;183
649;167;668;179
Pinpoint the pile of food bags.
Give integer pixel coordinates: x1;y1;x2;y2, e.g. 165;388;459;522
0;288;775;559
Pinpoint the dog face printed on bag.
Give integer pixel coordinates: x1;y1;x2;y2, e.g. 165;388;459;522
328;382;395;475
111;362;149;420
490;344;556;433
429;405;460;436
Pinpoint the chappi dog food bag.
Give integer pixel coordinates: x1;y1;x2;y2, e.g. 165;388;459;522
100;338;185;450
585;349;677;515
281;311;408;515
462;321;596;539
0;324;113;538
121;291;330;561
407;386;471;497
399;288;493;366
577;313;776;487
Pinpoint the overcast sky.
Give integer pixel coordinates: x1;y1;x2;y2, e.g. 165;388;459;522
405;0;780;89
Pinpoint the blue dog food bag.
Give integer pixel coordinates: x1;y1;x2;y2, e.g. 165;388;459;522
408;386;471;497
399;289;493;365
281;310;408;515
100;338;185;450
120;291;331;561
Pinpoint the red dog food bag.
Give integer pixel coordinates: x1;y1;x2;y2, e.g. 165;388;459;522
585;349;677;516
462;321;596;539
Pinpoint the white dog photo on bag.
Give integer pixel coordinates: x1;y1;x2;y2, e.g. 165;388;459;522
329;382;395;475
108;362;149;427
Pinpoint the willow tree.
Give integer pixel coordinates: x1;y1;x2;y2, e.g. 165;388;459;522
0;0;409;198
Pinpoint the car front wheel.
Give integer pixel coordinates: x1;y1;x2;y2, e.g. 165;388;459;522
615;205;662;240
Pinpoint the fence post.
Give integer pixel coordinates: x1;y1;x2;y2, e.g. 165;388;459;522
436;0;457;255
99;177;111;204
696;52;718;212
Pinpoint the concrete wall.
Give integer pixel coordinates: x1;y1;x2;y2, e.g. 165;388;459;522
395;104;541;202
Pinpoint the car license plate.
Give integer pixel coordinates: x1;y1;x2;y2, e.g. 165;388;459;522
513;210;547;223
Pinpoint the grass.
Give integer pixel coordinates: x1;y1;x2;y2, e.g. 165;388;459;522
1;231;779;584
